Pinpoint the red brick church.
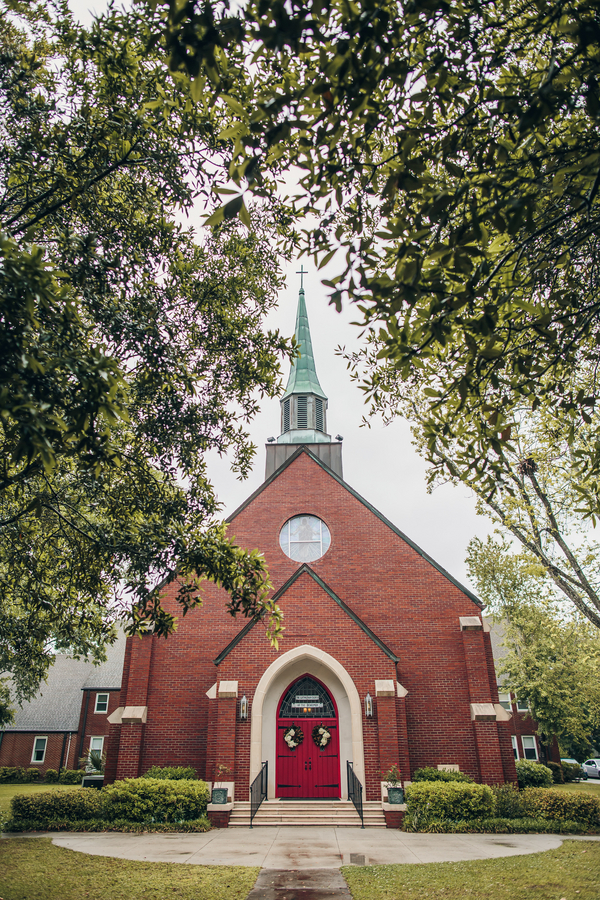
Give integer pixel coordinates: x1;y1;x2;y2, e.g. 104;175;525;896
102;282;517;824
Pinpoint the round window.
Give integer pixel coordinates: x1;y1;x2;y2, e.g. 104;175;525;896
279;515;331;563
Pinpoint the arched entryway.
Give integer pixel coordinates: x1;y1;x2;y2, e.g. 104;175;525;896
249;644;365;800
276;675;340;798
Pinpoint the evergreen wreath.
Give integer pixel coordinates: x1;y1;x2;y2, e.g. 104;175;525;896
283;724;304;750
312;723;332;749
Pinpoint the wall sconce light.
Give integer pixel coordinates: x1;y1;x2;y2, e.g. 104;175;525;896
239;695;248;720
365;692;373;718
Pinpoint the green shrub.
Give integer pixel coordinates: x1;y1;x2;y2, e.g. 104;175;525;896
10;788;104;827
7;777;211;831
412;767;474;784
0;766;34;783
58;769;85;784
142;766;197;781
405;781;495;829
546;761;565;784
405;816;594;834
515;759;553;789
562;761;585;783
5;815;212;833
44;769;59;783
521;787;600;827
102;777;209;823
490;783;526;818
26;768;40;781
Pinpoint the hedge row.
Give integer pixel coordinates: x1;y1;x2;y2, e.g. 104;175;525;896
404;781;600;832
405;817;597;834
6;816;212;834
142;766;197;781
521;787;600;827
0;767;85;784
6;777;210;831
0;767;41;783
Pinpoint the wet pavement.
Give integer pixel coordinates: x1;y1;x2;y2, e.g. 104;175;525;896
43;827;597;867
245;868;351;900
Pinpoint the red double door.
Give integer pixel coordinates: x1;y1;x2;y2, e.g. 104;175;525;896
276;675;340;799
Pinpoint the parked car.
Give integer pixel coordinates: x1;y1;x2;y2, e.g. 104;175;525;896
582;758;600;779
561;758;586;780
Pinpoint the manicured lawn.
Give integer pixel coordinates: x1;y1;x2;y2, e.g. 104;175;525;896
0;783;79;812
0;838;259;900
342;840;600;900
552;781;600;795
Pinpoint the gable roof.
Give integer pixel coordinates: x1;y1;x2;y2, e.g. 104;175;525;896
3;631;126;733
214;563;399;665
228;445;483;608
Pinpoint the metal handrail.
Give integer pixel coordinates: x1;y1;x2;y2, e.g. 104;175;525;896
347;761;364;828
249;761;268;828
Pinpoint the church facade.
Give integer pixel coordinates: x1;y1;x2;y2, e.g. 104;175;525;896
104;285;518;823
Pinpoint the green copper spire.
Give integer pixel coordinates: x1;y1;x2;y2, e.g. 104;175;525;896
282;283;327;401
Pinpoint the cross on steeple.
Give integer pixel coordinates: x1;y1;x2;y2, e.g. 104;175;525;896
296;263;308;290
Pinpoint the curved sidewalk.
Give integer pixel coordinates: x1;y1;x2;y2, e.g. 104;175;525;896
49;827;600;868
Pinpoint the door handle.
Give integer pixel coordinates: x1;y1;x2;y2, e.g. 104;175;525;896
304;759;312;771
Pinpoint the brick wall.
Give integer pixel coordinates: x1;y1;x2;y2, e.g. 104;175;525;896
0;732;72;774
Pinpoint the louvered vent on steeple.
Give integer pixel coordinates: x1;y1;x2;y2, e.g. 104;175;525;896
283;398;290;432
315;397;324;432
297;396;308;428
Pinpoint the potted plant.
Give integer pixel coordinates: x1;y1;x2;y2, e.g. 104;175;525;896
211;763;231;804
80;748;105;789
382;765;404;803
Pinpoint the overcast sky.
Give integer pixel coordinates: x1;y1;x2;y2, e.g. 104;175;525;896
68;0;492;591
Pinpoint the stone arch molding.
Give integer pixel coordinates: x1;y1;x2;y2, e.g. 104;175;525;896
249;644;365;799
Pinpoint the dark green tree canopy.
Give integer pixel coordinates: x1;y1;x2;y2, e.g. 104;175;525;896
1;1;290;698
155;0;600;488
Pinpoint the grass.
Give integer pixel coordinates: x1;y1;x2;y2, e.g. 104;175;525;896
0;838;259;900
342;840;600;900
552;781;600;795
0;783;79;812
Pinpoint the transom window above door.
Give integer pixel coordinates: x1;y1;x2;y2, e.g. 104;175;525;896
279;676;336;717
279;515;331;562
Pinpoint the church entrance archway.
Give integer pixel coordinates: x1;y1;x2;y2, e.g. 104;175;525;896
250;644;365;800
276;675;340;798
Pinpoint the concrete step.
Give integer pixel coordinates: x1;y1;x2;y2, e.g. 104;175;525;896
229;799;386;827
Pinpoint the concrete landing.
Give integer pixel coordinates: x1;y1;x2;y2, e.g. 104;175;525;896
47;827;594;868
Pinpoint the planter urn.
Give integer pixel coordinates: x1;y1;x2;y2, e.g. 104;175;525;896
387;787;404;804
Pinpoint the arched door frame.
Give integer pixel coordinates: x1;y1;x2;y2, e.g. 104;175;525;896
249;644;365;796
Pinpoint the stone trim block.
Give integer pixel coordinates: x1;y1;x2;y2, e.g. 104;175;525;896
121;706;148;724
375;679;395;697
470;702;496;721
218;681;238;699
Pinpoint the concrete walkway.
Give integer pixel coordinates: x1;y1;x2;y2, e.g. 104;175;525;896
47;827;599;868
